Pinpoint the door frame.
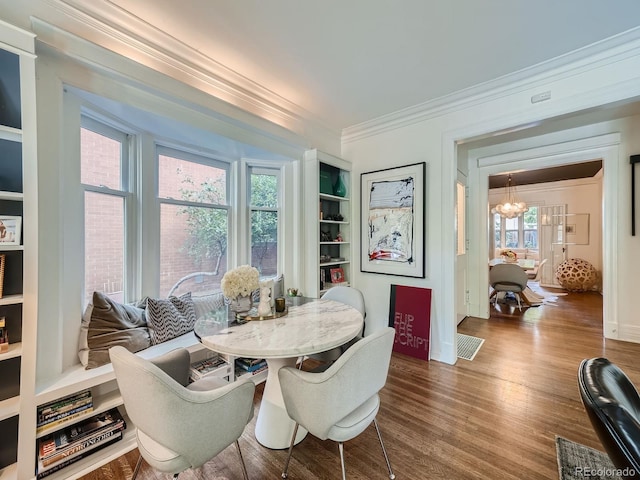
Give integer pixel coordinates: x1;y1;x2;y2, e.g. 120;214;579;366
466;133;619;337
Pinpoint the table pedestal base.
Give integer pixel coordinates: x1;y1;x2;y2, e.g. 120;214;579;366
255;357;307;449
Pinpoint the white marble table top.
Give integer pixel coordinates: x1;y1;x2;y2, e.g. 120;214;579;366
196;298;364;359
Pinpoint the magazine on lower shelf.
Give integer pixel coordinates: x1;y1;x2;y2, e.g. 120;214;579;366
36;430;124;479
235;357;267;372
37;407;126;469
189;354;228;381
37;390;93;431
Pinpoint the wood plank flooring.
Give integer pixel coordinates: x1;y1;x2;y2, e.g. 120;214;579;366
80;287;640;479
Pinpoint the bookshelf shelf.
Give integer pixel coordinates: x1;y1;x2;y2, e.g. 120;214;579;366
0;342;21;361
0;125;21;143
0;191;23;202
0;245;24;252
319;260;350;267
0;463;17;480
0;295;24;306
0;396;19;422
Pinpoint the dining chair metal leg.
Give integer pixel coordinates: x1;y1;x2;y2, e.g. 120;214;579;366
515;293;522;311
338;442;347;480
235;440;250;480
373;418;396;480
131;453;143;480
281;423;299;479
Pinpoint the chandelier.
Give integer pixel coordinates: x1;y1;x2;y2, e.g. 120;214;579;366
491;174;528;219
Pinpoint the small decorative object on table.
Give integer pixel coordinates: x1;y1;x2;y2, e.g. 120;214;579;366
500;249;518;263
275;297;286;312
287;288;299;297
221;265;260;314
257;286;272;317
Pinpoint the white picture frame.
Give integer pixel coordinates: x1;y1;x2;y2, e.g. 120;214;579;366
0;215;21;245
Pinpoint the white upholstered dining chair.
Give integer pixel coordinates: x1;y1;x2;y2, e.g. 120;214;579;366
305;286;366;367
527;258;548;283
109;346;255;479
489;262;529;311
279;327;396;480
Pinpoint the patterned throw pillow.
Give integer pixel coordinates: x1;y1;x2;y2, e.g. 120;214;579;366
146;293;197;345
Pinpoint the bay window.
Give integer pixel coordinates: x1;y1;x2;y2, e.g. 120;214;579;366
81;118;131;305
157;147;230;297
494;206;539;249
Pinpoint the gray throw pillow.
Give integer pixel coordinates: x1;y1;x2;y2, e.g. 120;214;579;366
146;293;197;345
78;291;151;369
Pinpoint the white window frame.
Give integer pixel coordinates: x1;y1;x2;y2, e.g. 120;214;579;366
80;115;135;302
247;164;281;277
156;145;232;294
237;158;291;275
494;206;540;250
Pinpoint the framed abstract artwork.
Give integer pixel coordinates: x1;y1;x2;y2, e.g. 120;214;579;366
360;162;426;278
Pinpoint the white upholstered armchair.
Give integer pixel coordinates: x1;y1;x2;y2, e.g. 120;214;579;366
279;327;396;480
307;286;366;366
109;346;255;479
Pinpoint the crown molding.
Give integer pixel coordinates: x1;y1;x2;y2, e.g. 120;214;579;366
36;0;339;142
342;27;640;143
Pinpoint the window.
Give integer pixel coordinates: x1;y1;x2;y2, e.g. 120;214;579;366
494;206;539;249
157;147;230;297
81;118;131;305
249;167;280;277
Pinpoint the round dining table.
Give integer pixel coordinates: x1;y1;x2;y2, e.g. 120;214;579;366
194;297;364;449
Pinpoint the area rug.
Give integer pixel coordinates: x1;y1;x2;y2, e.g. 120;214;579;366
456;333;484;361
521;287;569;307
556;436;623;480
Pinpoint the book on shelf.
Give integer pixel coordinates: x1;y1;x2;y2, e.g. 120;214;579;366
0;316;8;353
37;407;126;461
36;406;95;434
36;429;124;478
189;355;228;381
38;399;94;426
235;357;267;372
38;389;92;418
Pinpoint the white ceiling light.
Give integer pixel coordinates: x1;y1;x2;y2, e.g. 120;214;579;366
491;174;529;218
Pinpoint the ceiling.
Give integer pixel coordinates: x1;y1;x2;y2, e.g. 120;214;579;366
488;160;603;190
79;0;640;133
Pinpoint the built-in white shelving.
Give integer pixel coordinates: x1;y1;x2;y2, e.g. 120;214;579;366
303;149;352;298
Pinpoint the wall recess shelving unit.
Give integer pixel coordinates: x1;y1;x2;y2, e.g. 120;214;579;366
0;19;38;480
303;149;352;298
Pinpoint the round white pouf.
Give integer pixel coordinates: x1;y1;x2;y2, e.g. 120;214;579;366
555;258;598;292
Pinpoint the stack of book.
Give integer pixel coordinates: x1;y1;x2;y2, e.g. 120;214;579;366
235;357;267;376
36;407;126;478
37;390;94;434
189;354;228;382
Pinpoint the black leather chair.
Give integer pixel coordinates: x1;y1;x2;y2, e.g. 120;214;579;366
578;357;640;478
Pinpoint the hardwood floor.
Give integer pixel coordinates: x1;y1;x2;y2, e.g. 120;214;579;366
80;287;640;479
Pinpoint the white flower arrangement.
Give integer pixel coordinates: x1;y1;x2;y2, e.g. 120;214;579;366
221;265;260;299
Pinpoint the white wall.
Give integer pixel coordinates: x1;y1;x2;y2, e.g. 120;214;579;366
344;39;640;363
